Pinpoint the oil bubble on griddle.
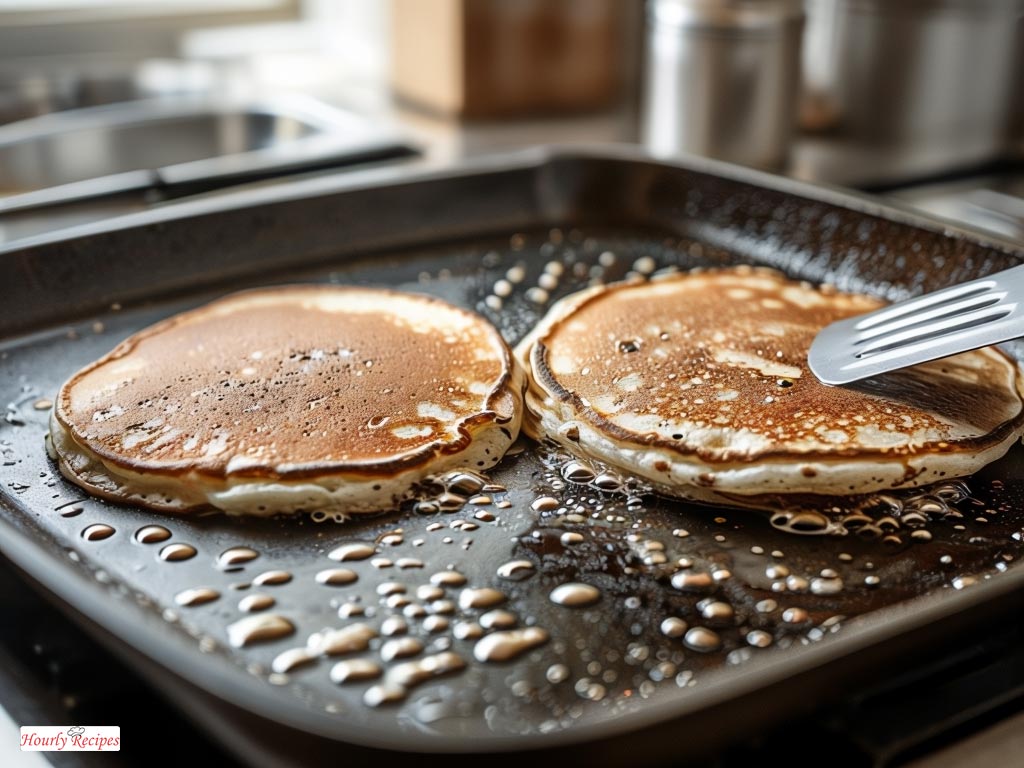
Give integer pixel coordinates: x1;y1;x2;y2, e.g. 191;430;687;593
238;593;275;612
328;542;376;562
55;500;85;518
158;543;197;562
253;570;293;586
217;546;259;569
134;524;171;543
81;523;115;541
175;587;220;607
227;613;295;648
315;568;358;586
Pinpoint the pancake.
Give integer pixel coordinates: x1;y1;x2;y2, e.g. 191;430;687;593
48;285;522;517
515;266;1024;508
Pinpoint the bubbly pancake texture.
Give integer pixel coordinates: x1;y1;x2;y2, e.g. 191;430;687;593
515;267;1024;507
48;286;522;516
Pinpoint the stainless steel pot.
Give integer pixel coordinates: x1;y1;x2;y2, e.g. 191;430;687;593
641;0;805;171
802;0;1024;181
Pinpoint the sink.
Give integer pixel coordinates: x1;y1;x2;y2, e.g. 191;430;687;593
0;94;415;214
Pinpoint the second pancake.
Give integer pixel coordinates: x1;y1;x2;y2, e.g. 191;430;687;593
515;267;1024;508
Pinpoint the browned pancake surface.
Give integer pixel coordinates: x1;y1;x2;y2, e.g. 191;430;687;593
532;269;1024;463
56;286;516;479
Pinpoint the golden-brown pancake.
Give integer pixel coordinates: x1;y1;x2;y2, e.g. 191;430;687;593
515;267;1024;508
48;286;522;516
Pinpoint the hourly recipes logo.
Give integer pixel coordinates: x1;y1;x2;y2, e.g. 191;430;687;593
20;725;120;751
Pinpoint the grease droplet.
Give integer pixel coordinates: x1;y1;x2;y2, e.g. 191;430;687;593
363;683;405;707
473;627;550;662
423;615;449;633
684;627;721;652
496;560;535;581
479;609;517;630
217;546;259;569
271;647;317;674
82;524;115;542
453;621;484;640
782;607;809;624
381;617;408;636
531;496;559;512
315;568;358;586
134;525;170;544
747;630;773;648
159;543;196;562
253;570;292;586
430;570;467;587
660;617;688;638
458;587;507;610
330;658;382;684
671;572;713;592
546;664;570;683
328;542;376;562
227;614;295;648
174;587;219;607
367;652;467;706
56;502;84;518
549;583;601;607
307;624;377;656
239;593;275;612
381;637;424;662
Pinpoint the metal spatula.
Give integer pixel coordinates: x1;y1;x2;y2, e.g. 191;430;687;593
808;265;1024;385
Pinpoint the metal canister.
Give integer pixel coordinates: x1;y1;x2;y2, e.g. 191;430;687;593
801;0;1024;181
641;0;805;171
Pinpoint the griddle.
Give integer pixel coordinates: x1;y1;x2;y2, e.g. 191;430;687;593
3;147;1024;766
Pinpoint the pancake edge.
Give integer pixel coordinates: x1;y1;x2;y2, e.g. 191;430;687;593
48;364;523;517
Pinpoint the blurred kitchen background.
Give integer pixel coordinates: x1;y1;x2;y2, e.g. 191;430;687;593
0;0;1022;247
